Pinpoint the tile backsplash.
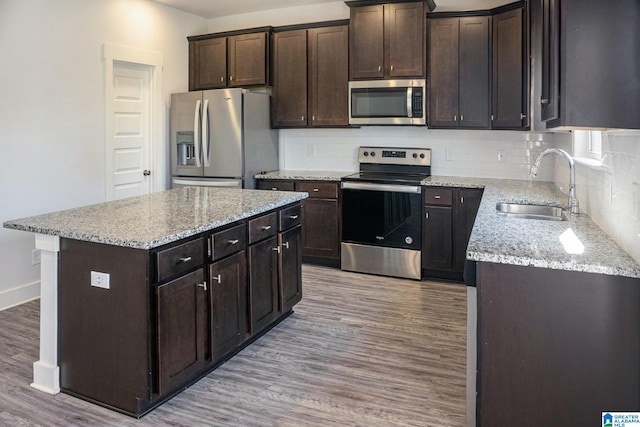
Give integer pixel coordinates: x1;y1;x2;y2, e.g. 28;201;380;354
553;131;640;263
280;128;556;181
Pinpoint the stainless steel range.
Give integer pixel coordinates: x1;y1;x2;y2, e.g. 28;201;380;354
341;146;431;280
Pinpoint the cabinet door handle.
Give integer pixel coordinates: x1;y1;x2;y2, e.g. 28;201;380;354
220;77;224;82
301;115;305;121
454;115;457;122
390;65;394;71
272;246;281;254
461;197;465;203
434;195;441;199
460;115;464;121
540;98;549;105
425;213;429;219
179;256;192;263
197;281;208;291
212;275;221;284
378;65;381;71
227;239;239;245
520;113;527;120
261;225;272;231
312;115;316;121
229;76;234;81
283;242;289;249
289;215;299;220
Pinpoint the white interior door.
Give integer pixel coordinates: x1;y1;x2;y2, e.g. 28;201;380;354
107;61;152;200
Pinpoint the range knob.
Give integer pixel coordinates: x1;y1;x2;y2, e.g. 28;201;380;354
363;151;369;157
412;153;418;158
370;151;376;157
420;153;425;159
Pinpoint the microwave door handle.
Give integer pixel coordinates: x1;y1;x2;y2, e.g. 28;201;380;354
193;99;202;168
202;99;210;168
407;87;413;118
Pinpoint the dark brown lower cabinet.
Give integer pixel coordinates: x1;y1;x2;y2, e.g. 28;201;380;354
280;225;302;312
422;186;483;281
156;268;208;396
248;235;280;334
477;262;640;426
210;251;247;362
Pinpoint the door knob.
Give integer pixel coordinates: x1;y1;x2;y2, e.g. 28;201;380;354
143;170;151;176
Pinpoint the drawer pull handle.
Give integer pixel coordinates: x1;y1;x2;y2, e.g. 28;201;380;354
197;281;208;291
272;246;281;254
283;242;289;249
313;188;319;192
271;187;278;191
212;275;221;284
289;215;299;220
179;256;192;263
434;195;441;199
227;239;239;245
261;225;272;231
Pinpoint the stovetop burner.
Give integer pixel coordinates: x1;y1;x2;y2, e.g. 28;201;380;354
342;146;432;185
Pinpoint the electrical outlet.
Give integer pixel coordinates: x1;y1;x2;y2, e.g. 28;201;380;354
91;271;110;289
497;150;505;163
445;149;454;161
31;249;41;265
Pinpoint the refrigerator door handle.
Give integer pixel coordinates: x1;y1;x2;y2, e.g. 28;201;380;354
202;99;211;168
193;99;202;168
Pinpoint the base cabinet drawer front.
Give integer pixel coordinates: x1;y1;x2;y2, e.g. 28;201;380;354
295;181;339;199
248;212;278;244
423;188;453;206
210;251;248;362
156;268;208;396
279;203;302;231
248;235;280;334
256;179;295;192
156;238;205;282
211;223;247;261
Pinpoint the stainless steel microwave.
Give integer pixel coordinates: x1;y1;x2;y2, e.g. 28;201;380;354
349;79;426;126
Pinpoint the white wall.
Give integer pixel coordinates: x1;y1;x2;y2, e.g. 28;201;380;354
553;131;640;264
207;1;349;32
0;0;207;310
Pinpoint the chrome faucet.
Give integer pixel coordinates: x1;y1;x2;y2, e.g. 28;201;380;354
530;148;580;215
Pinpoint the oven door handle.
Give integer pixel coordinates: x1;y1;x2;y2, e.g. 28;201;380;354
341;181;421;194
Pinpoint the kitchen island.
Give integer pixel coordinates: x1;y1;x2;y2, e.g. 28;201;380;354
3;187;308;417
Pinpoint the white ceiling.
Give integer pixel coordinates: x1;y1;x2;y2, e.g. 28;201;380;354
152;0;514;19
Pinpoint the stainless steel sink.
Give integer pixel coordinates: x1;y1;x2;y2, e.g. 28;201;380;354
496;202;566;221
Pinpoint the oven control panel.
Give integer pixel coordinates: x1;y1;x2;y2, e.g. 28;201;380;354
358;147;431;166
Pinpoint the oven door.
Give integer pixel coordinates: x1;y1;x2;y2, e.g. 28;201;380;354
341;182;422;250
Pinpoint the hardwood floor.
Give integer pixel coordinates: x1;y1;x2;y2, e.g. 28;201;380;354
0;265;467;426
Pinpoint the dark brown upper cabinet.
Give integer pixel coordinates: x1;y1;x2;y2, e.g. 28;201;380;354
535;0;640;129
271;23;349;128
492;6;528;129
428;16;491;129
348;1;426;80
188;29;270;91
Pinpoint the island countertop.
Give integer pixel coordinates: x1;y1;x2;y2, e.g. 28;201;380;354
3;187;308;250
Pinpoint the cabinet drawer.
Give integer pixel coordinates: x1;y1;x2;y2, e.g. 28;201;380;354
156;238;204;282
248;212;278;244
279;203;301;231
210;223;247;261
295;181;338;199
424;188;453;206
257;180;295;192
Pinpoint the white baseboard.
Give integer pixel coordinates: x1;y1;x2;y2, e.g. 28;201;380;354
0;281;40;311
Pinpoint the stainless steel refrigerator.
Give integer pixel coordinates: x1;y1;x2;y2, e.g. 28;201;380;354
170;89;278;189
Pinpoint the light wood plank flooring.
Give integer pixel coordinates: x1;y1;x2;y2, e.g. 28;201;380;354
0;265;467;426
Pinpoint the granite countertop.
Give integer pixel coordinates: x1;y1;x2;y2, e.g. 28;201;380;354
255;170;354;181
423;175;640;279
3;187;308;250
